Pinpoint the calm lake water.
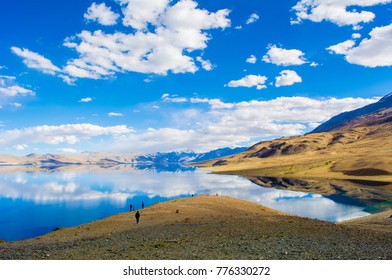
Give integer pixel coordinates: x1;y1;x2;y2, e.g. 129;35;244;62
0;165;372;241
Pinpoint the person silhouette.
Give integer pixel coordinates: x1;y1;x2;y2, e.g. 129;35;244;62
129;203;133;212
142;202;145;209
135;211;140;224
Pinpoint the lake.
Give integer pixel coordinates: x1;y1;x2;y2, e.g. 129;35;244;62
0;165;373;242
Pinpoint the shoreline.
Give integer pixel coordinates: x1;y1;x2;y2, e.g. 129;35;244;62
1;195;391;260
198;166;392;212
197;164;392;184
2;189;391;244
3;193;388;244
338;208;392;231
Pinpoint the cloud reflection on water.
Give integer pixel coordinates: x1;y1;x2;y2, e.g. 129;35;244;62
0;166;370;223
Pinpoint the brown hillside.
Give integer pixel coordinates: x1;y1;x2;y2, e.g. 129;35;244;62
198;108;392;182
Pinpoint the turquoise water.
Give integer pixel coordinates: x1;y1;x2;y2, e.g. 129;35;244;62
0;166;371;241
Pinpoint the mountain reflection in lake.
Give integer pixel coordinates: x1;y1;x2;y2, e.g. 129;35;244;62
0;165;373;241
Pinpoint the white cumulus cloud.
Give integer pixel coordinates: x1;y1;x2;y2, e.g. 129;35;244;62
79;97;93;103
327;23;392;67
291;0;392;27
161;93;188;103
262;45;307;66
13;0;231;83
0;75;35;108
56;148;79;154
11;47;62;75
346;23;392;67
196;56;214;71
84;2;120;26
327;40;356;55
352;33;362;39
0;75;16;85
227;74;268;90
246;55;257;64
108;112;124;117
120;0;170;30
0;124;134;149
62;0;230;79
190;97;234;109
246;13;260;24
275;70;303;87
14;144;28;151
0;85;34;97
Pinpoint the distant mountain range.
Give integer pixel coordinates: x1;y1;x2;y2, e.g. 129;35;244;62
133;147;247;172
135;147;247;164
0;147;247;170
0;152;138;166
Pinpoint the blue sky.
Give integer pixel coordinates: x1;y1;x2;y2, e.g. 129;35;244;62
0;0;391;155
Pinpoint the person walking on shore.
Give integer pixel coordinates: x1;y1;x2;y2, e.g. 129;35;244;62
142;202;145;209
129;203;133;212
135;211;140;224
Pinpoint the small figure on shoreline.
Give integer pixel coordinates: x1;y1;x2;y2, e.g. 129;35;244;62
142;202;145;209
129;203;133;212
135;211;140;224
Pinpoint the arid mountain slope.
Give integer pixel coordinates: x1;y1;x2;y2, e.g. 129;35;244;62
311;92;392;133
199;103;392;182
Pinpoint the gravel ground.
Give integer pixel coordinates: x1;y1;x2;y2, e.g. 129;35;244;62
1;196;391;260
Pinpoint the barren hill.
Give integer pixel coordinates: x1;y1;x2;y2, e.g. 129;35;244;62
198;94;392;183
311;92;392;133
